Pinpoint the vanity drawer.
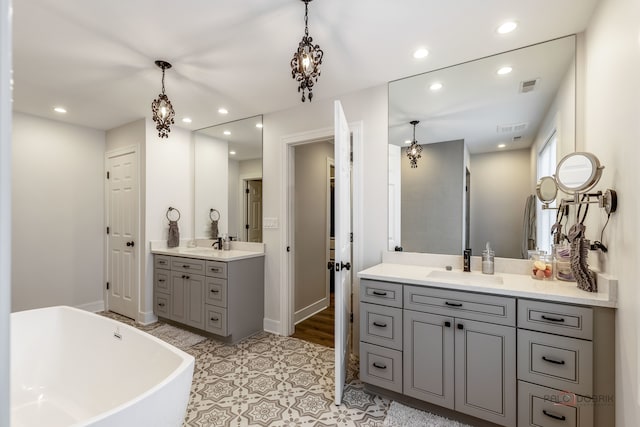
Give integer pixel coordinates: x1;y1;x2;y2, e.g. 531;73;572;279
171;257;206;275
518;329;593;396
359;342;403;394
155;255;171;270
518;381;593;427
205;277;227;308
205;260;227;278
360;280;403;308
404;285;516;326
204;304;228;336
154;269;170;293
518;299;593;340
360;302;402;350
154;293;171;317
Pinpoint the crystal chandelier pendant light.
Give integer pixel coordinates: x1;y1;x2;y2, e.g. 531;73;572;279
290;0;324;102
151;60;175;138
406;120;422;168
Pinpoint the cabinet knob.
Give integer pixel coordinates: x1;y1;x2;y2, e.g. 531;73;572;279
444;321;451;328
372;362;387;370
457;323;464;330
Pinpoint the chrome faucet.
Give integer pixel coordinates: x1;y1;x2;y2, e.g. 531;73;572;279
211;237;223;249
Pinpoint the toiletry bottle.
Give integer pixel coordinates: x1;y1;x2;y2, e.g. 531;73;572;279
482;242;495;275
222;234;230;251
463;249;471;272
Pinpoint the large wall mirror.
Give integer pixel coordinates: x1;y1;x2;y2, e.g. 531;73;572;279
388;35;576;259
194;115;263;242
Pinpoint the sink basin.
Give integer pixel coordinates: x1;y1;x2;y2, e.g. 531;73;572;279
427;270;504;286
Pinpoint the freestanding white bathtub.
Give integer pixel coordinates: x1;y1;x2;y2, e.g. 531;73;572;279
10;306;195;427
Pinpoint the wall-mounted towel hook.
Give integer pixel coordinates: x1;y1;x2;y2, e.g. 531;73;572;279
166;206;181;222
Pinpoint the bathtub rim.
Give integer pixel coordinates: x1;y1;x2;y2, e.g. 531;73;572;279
11;305;195;426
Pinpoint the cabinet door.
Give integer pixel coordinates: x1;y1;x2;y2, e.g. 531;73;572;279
170;271;187;323
185;274;205;330
454;319;516;427
403;310;454;409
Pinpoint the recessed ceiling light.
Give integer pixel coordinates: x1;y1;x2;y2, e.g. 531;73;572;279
256;123;263;129
181;117;192;123
404;140;412;144
413;48;429;59
497;21;518;34
498;143;507;148
223;130;231;136
53;107;67;113
497;66;513;75
218;108;228;115
229;151;236;155
430;82;443;91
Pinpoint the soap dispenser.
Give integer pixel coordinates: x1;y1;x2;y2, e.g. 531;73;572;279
482;242;495;275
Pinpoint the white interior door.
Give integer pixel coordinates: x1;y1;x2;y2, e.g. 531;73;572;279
246;179;262;242
334;100;352;405
106;149;138;319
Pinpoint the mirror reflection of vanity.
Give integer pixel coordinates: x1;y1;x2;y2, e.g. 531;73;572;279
388;35;577;259
193;115;263;242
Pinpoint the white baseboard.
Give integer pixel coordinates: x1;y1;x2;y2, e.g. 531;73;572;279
75;300;105;313
294;297;329;324
263;317;281;335
138;310;158;326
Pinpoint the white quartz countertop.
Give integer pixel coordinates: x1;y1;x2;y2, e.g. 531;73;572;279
358;263;617;308
151;240;264;262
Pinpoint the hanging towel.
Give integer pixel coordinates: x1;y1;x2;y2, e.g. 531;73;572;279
521;195;537;259
168;220;180;248
211;219;219;239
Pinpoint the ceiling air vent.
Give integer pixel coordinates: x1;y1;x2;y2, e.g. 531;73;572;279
519;78;540;93
512;135;523;142
497;122;528;134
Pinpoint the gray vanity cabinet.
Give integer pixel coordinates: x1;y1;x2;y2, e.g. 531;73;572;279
153;253;264;343
403;285;516;427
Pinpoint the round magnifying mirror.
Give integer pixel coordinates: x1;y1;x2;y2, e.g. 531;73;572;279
555;152;603;193
536;176;558;203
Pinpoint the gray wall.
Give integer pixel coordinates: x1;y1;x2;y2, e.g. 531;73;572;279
401;140;464;254
469;148;531;258
294;141;333;312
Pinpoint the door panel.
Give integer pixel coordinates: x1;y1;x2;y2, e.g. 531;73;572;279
334;100;352;405
247;179;262;242
403;310;454;408
106;150;138;319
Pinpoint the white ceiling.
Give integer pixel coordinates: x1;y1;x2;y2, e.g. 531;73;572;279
12;0;599;131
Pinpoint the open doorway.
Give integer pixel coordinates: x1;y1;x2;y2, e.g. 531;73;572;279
290;140;336;348
244;178;262;242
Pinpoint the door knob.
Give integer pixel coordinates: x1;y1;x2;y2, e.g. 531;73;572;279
126;241;135;247
327;262;334;271
341;262;351;271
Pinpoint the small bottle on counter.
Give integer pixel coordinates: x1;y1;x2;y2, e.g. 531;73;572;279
222;234;230;251
482;242;495;275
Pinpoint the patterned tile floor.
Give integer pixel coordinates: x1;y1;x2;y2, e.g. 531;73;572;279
100;312;389;426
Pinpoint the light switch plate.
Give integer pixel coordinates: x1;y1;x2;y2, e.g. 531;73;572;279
263;217;279;229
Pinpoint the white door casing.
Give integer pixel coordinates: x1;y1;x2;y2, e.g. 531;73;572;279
105;147;139;319
334;100;352;405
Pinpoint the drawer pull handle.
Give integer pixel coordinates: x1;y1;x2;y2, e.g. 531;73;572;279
444;321;451;328
541;315;565;322
210;289;220;293
542;410;566;421
210;268;220;272
158;303;165;307
445;301;463;307
372;321;387;328
182;264;191;268
372;362;387;370
210;317;219;322
158;279;165;282
372;291;388;296
159;260;167;264
542;356;565;365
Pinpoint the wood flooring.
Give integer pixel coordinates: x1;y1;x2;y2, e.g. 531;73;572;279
292;294;335;348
